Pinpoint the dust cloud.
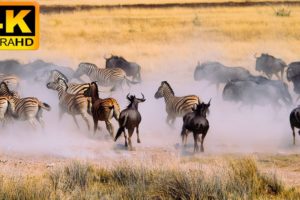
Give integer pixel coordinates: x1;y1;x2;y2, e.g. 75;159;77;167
0;49;298;161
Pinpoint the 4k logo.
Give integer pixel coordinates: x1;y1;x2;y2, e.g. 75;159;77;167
0;2;39;50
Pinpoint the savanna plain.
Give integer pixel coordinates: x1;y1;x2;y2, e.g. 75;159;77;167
2;1;300;199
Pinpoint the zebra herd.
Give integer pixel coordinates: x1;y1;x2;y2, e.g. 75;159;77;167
2;53;300;152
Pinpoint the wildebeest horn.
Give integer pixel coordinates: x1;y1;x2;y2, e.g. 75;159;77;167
141;93;145;100
208;98;211;105
254;53;258;58
127;93;131;100
103;54;109;60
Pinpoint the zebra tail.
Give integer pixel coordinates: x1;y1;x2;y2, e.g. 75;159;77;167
87;98;92;115
39;102;51;111
114;126;124;141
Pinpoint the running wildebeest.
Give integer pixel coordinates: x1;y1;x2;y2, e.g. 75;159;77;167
287;62;300;101
104;55;142;82
255;53;287;80
114;93;146;150
194;61;251;90
290;106;300;145
222;78;292;109
181;100;210;153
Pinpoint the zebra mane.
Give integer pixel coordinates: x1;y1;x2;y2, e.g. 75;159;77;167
0;81;10;93
58;78;68;91
162;81;174;95
52;70;68;82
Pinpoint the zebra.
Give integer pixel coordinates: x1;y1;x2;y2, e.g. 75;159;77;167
0;82;51;129
46;69;90;94
46;78;91;130
0;73;20;90
73;62;138;91
154;81;200;125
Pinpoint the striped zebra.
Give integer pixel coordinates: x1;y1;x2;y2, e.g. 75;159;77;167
73;63;138;91
154;81;200;125
0;73;20;90
47;78;91;130
0;82;51;129
45;69;90;94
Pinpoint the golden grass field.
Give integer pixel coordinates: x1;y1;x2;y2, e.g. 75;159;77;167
2;2;300;199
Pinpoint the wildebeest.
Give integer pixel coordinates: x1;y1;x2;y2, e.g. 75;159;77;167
104;55;141;82
287;62;300;101
290;106;300;145
83;82;120;136
194;61;251;90
154;81;200;125
0;60;22;75
114;93;146;150
181;100;210;153
255;53;287;80
222;78;292;109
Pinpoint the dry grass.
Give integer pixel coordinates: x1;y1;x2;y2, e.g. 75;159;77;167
0;158;298;199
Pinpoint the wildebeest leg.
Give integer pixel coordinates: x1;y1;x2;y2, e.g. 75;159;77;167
166;115;171;125
80;113;90;131
105;120;114;137
296;96;300;102
280;69;284;80
124;129;128;147
93;116;98;134
72;115;80;129
292;125;296;145
181;127;188;147
128;128;134;150
200;132;207;152
193;132;199;152
216;83;220;92
136;125;141;143
58;109;64;121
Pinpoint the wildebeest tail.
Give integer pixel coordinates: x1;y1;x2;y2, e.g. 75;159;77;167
114;127;125;141
39;102;51;111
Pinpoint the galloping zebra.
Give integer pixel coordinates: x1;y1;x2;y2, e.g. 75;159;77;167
154;81;200;125
47;69;90;94
0;82;51;129
47;78;91;130
0;73;20;90
73;63;138;91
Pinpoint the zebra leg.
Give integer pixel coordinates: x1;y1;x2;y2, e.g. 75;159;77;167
72;115;80;129
127;128;134;150
28;118;37;130
80;113;90;131
193;132;199;153
105;120;114;138
136;125;141;143
36;117;45;129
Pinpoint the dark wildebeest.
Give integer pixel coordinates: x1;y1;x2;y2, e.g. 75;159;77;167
114;93;146;150
181;100;210;153
222;78;292;109
290;106;300;145
104;55;141;82
194;61;251;90
287;62;300;101
0;60;22;75
255;53;287;80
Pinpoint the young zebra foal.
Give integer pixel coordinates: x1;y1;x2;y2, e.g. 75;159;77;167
114;94;146;150
181;100;210;153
